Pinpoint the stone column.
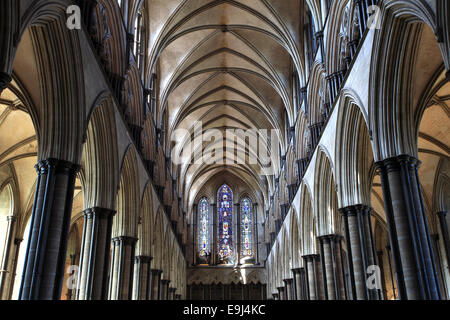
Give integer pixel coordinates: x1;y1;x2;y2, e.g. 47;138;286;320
149;269;162;300
76;207;116;300
0;215;16;299
436;211;450;272
19;159;80;300
318;235;346;300
283;279;294;300
292;268;307;300
376;156;441;300
277;286;286;300
132;256;152;300
377;250;388;300
302;254;323;300
385;246;398;300
160;279;170;300
5;238;23;300
340;205;380;300
109;236;137;300
168;287;176;300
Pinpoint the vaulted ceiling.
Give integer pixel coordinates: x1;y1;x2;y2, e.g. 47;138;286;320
147;0;304;209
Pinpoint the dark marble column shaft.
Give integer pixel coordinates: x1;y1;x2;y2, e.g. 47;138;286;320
77;207;116;300
376;155;441;300
19;159;80;300
109;236;137;300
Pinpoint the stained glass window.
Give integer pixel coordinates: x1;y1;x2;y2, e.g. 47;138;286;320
217;184;233;263
240;198;253;257
198;198;210;257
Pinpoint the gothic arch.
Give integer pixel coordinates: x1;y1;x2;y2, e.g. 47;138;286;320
152;208;165;270
83;95;119;210
113;146;140;238
324;0;359;75
19;2;86;163
289;208;302;269
308;62;328;125
335;93;373;208
369;0;443;161
136;186;154;257
314;149;340;236
300;183;316;255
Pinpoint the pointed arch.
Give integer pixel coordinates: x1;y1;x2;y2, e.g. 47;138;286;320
113;146;140;238
314;149;340;236
83;94;119;210
335;93;373;208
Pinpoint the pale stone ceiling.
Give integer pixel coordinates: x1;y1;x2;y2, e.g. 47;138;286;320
147;0;304;208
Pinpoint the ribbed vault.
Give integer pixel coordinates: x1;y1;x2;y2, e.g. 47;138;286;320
147;0;303;217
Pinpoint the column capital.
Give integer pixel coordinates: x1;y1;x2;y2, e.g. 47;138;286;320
112;236;138;245
318;234;343;242
150;269;163;276
83;207;116;219
302;254;320;261
35;158;81;176
375;154;421;173
339;204;371;217
436;211;448;219
291;268;303;274
135;255;152;264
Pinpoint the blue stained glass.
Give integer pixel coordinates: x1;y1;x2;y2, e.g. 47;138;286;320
198;198;209;257
217;184;233;264
240;198;253;257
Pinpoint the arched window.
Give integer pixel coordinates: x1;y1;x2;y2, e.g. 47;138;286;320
217;184;233;264
240;198;253;258
198;197;210;257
